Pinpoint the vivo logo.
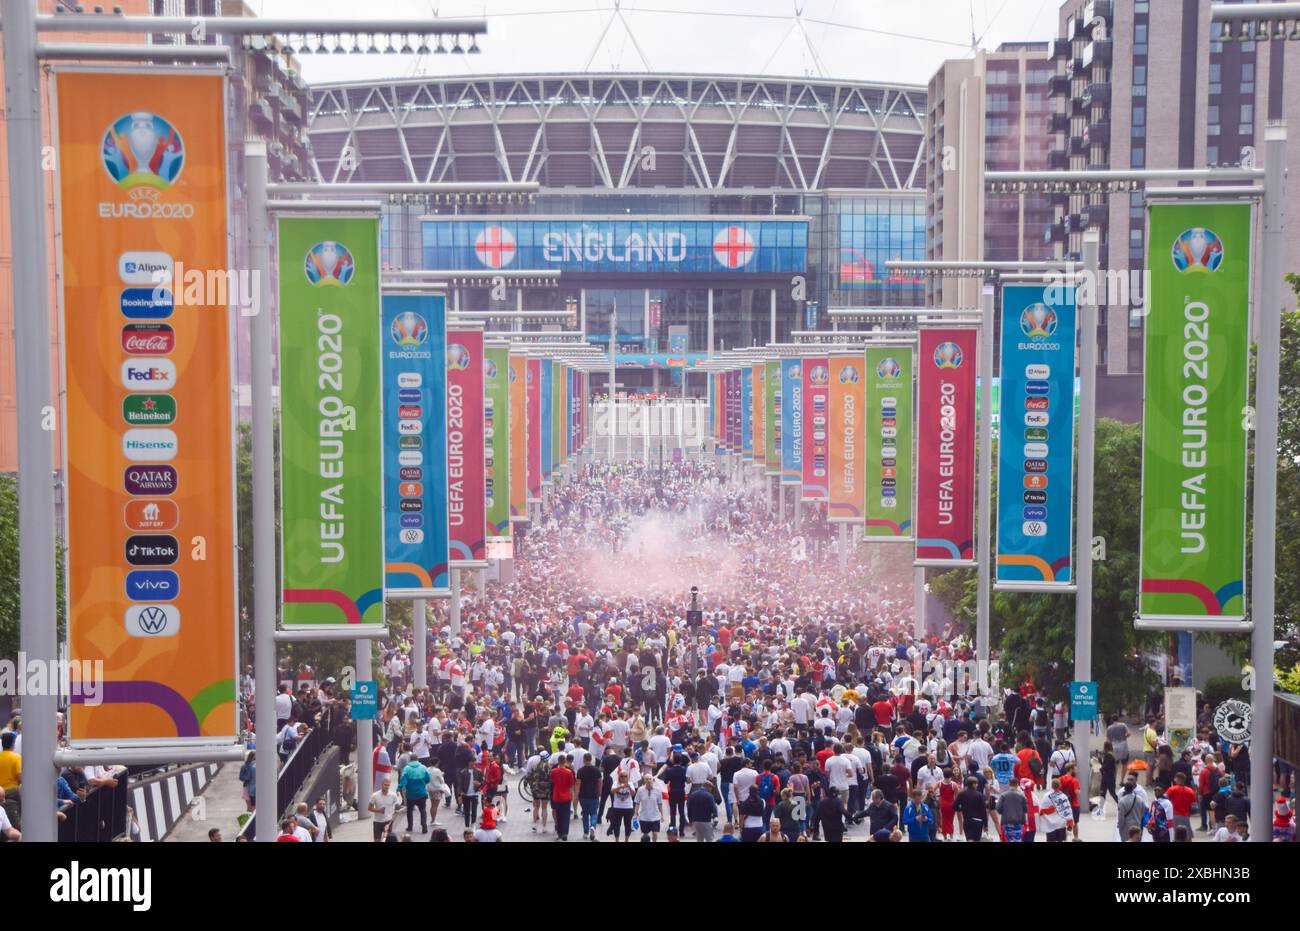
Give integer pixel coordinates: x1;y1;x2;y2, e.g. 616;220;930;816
125;569;179;602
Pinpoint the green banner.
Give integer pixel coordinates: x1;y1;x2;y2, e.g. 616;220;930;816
864;347;913;539
765;360;780;474
485;343;511;538
278;218;384;625
1138;203;1250;622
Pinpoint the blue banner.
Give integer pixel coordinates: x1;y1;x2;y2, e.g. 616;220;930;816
741;367;753;461
381;293;449;594
423;217;807;275
995;284;1077;587
540;358;553;483
780;359;803;485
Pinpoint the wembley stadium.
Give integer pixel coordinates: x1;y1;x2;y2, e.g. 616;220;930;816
306;73;928;395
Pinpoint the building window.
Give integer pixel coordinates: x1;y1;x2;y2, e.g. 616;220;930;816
1133;65;1146;87
1132;106;1145;127
1209;63;1221;96
1131;147;1145;167
1207;145;1218;165
1240;103;1254;136
1134;24;1147;55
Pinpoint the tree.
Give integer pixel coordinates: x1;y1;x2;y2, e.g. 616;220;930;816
928;418;1160;715
0;474;67;662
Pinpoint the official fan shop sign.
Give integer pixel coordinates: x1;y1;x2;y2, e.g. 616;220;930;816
915;329;976;566
1138;203;1250;624
278;216;384;626
381;293;449;595
864;347;913;541
56;70;237;742
995;284;1078;588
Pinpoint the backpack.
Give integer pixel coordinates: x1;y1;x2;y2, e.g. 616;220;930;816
758;772;776;802
1027;752;1043;778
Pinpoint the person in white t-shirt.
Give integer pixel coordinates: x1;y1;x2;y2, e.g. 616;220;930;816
367;778;401;842
686;754;712;791
648;727;672;765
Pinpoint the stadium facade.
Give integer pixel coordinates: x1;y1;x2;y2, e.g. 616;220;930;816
306;73;928;395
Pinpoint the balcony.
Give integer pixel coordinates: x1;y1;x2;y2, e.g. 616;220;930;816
1085;0;1113;25
1048;74;1071;96
1048;148;1069;170
1044;221;1066;244
1069;135;1089;156
1083;37;1113;68
1048;111;1071;134
1083;120;1110;147
1051;38;1071;59
1080;204;1109;229
250;97;274;128
1081;82;1111;109
1062;213;1083;236
1071;96;1091;117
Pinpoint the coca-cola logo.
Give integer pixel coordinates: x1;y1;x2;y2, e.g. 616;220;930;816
122;323;175;354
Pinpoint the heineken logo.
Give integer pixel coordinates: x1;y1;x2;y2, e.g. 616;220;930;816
123;394;176;426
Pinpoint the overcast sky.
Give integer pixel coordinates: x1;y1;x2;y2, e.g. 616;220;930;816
255;0;1061;87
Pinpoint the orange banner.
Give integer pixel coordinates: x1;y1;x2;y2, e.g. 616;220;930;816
56;72;236;742
508;354;528;521
752;363;766;466
828;354;865;522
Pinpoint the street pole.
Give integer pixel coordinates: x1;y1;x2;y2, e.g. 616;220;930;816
1072;230;1101;810
449;567;462;636
609;304;617;461
838;522;849;571
914;566;926;640
1249;123;1287;840
413;597;427;689
975;284;995;667
355;639;372;819
4;0;58;844
245;142;279;842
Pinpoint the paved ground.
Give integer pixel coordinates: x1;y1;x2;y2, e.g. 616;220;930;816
165;762;250;842
327;774;1205;843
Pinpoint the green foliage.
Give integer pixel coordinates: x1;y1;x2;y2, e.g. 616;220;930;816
1203;674;1248;708
927;418;1160;715
1277;665;1300;696
0;474;67;661
1270;279;1300;645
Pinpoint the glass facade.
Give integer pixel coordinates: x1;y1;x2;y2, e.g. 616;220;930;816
378;188;924;396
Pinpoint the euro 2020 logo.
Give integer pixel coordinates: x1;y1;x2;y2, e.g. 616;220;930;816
102;111;184;192
1019;303;1058;339
809;365;829;385
876;357;902;380
933;341;963;369
484;357;499;380
838;365;859;384
447;343;471;371
305;241;355;286
390;311;428;347
1172;227;1224;273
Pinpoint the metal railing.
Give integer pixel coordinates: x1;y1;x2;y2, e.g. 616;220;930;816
237;726;331;840
56;769;131;843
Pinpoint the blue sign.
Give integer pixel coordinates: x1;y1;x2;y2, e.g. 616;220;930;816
352;680;378;720
382;293;449;594
741;367;753;461
780;360;802;485
540;359;553;483
1070;681;1098;721
422;217;807;275
995;284;1077;587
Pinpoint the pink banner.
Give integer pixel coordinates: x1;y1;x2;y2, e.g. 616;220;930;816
801;356;829;500
448;327;486;563
915;328;977;563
